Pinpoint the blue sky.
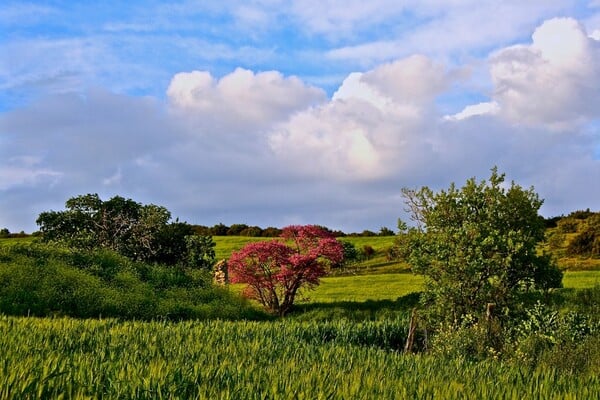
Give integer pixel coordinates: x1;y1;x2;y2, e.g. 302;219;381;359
1;1;600;232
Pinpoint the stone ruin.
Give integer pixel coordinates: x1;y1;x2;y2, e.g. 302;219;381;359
213;259;229;285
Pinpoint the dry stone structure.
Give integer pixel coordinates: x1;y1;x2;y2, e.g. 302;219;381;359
213;259;228;285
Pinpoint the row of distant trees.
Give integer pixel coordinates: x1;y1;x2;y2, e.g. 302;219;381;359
0;228;29;239
2;221;395;239
191;223;395;237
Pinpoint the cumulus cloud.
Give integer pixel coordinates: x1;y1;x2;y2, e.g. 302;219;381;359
490;18;600;130
167;68;326;133
268;55;448;180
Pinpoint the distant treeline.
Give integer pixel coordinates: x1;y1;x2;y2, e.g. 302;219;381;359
2;224;395;238
4;210;598;238
190;223;397;238
0;228;32;239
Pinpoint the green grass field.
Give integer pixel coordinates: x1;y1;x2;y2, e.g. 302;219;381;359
2;237;600;398
562;270;600;289
309;273;423;303
214;235;600;274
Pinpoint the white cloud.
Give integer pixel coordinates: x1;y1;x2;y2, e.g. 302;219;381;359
444;102;500;121
103;169;123;186
268;55;449;180
167;68;326;133
0;165;61;191
490;18;600;130
325;1;571;65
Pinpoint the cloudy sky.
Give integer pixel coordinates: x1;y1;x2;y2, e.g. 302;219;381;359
1;1;599;233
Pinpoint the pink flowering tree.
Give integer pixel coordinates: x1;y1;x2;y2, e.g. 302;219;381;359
228;225;344;316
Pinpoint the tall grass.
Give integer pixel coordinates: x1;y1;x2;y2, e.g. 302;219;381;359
1;315;599;399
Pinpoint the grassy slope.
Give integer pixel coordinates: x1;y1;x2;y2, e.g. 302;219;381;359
216;233;600;274
215;235;410;274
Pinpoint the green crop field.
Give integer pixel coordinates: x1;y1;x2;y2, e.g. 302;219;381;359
1;315;599;399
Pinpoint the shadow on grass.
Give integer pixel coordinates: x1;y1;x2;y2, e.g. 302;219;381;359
290;292;422;321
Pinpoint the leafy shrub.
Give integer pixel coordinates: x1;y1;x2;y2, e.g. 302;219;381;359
339;241;359;266
546;230;565;250
361;245;375;259
567;214;600;257
557;218;580;233
430;316;503;361
0;243;262;320
510;301;600;367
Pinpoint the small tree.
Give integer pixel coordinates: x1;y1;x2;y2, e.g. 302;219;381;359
403;168;562;327
228;225;343;316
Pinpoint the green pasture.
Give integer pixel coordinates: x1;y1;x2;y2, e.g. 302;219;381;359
213;236;270;259
304;270;600;303
562;270;600;289
309;273;423;303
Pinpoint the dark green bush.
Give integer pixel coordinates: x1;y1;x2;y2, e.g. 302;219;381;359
0;243;263;321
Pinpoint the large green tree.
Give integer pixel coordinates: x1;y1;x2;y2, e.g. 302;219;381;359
402;168;562;326
37;194;215;268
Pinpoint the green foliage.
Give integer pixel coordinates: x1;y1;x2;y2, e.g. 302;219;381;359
510;301;600;369
36;193;213;266
403;168;563;326
0;243;260;320
339;241;359;266
557;218;580;233
390;228;421;262
568;209;595;220
379;226;395;236
184;235;216;270
567;214;600;257
361;244;375;259
546;230;566;251
430;317;502;361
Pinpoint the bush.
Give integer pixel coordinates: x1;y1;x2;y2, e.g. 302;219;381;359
0;243;263;321
402;168;562;327
339;241;359;266
546;230;565;250
566;214;600;257
557;218;580;233
430;314;503;361
509;301;600;368
361;245;375;259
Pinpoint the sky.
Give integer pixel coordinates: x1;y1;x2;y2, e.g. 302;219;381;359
1;1;600;233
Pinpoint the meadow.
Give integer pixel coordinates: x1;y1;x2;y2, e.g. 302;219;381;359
1;235;600;398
